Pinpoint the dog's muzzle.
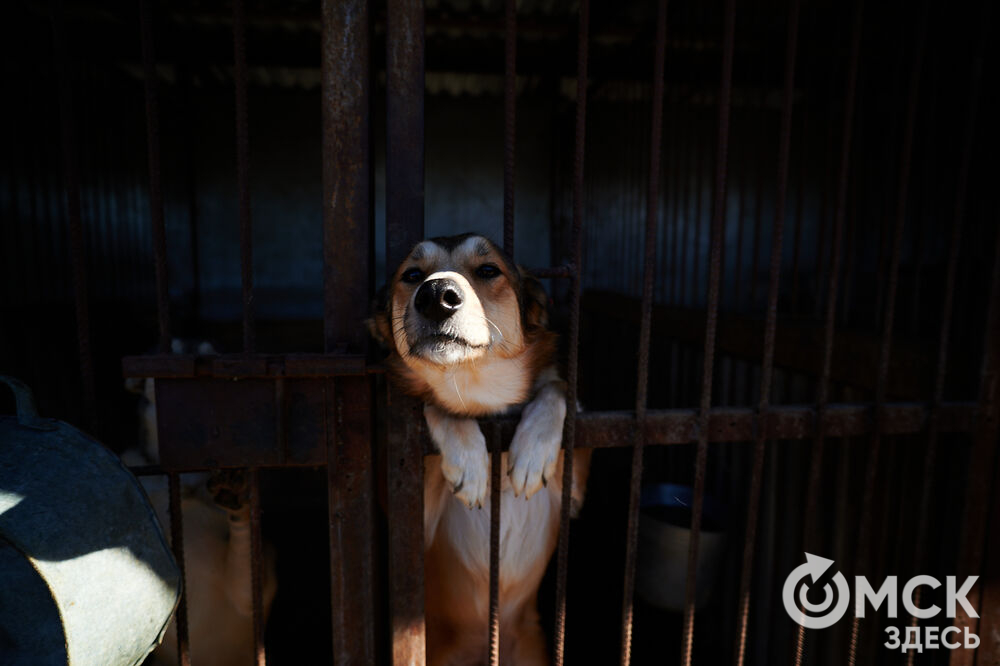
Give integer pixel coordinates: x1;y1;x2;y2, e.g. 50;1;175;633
414;278;464;323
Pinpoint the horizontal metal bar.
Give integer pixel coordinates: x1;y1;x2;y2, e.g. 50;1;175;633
529;264;575;279
122;353;367;378
418;403;976;454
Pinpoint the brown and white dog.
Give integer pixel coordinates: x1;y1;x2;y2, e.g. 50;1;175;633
370;233;591;666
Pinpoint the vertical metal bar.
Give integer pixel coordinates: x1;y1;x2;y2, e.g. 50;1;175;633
488;424;502;666
321;1;379;664
503;0;517;257
53;0;97;431
905;19;984;666
327;377;377;663
791;3;865;660
385;1;427;664
323;0;372;353
621;2;667;664
846;5;928;664
248;468;266;666
949;221;1000;666
386;0;425;275
167;473;191;666
386;396;426;665
233;0;255;353
552;2;588;662
139;0;171;355
680;0;735;663
733;1;799;664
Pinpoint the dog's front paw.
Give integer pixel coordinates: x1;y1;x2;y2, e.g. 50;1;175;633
508;432;559;500
206;469;251;521
440;435;489;509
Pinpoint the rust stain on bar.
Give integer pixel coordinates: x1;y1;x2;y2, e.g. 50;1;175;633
552;1;588;662
620;1;667;663
734;1;800;664
327;377;377;663
681;0;736;663
167;473;191;666
847;4;928;663
386;0;425;276
385;0;428;662
322;0;371;353
387;392;427;665
139;0;171;355
233;0;255;354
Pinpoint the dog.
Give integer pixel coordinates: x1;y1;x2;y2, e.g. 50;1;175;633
123;340;277;666
369;233;591;665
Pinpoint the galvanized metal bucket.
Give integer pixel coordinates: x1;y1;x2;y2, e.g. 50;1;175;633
0;376;180;666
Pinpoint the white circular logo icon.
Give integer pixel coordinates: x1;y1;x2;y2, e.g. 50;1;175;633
783;553;850;629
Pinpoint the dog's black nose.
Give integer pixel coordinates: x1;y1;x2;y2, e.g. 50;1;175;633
414;278;464;322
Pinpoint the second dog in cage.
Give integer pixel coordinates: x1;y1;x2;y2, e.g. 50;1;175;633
123;340;278;666
370;233;591;665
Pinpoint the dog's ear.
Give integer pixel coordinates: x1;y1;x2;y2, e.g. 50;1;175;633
366;284;394;350
519;269;550;331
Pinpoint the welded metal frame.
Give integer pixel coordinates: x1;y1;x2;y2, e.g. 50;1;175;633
38;0;998;664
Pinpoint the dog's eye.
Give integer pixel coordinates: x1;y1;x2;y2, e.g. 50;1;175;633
475;263;501;280
401;267;424;284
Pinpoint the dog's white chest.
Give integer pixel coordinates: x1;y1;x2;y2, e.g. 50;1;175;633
438;465;558;582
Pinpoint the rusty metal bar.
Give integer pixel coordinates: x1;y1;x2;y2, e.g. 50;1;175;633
167;473;191;666
321;1;378;663
386;394;426;664
733;1;799;664
552;1;588;662
386;0;425;276
139;0;171;355
248;467;265;665
906;18;984;666
792;0;865;660
620;2;667;664
122;353;367;379
385;0;427;663
847;4;928;663
323;0;371;353
233;0;255;353
488;424;502;666
503;0;517;257
681;1;735;662
327;377;377;663
949;225;1000;666
130;401;978;478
